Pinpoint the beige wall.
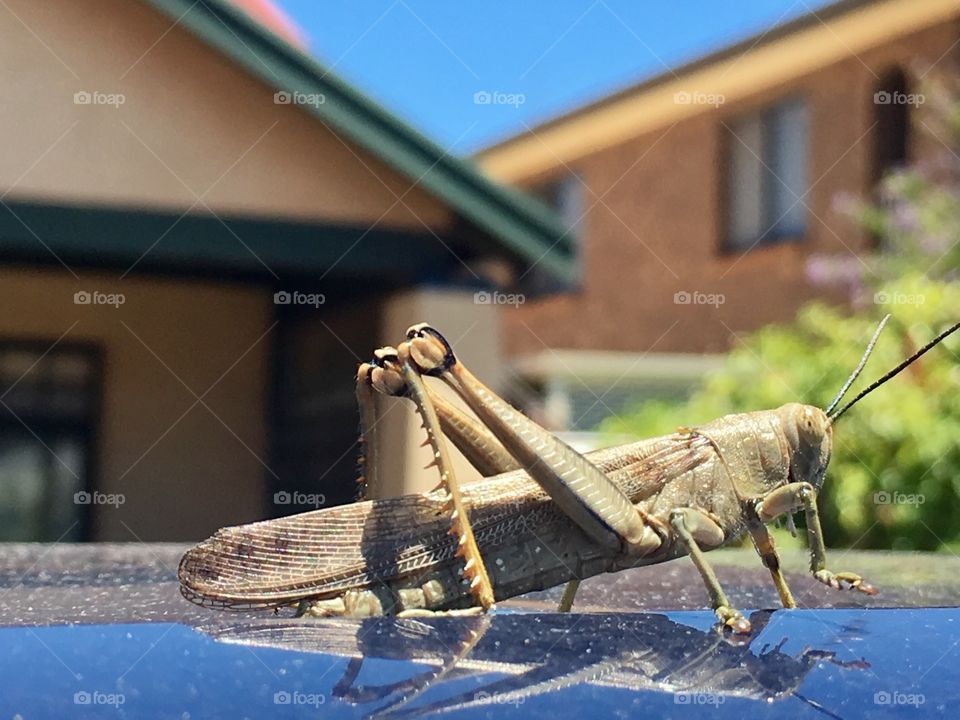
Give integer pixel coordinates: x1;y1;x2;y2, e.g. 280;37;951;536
0;267;272;541
0;0;452;231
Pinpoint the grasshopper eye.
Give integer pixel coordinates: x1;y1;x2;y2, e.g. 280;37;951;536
797;407;826;442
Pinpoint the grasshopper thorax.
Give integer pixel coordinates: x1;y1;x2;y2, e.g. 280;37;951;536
775;403;832;489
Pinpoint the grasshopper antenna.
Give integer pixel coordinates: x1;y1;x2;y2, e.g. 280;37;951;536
829;318;960;423
825;314;891;417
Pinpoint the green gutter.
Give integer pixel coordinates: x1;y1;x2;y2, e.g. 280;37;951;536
138;0;575;285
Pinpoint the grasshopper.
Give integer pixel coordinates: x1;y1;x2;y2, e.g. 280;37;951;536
179;317;960;633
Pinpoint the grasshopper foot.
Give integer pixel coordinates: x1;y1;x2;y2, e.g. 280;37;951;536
814;570;878;595
716;605;752;634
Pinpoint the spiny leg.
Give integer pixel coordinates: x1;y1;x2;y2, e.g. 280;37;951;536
424;380;579;612
669;507;751;634
746;518;797;609
359;347;521;482
406;358;579;612
397;341;495;611
358;345;494;500
757;482;878;595
361;338;579;611
355;369;377;500
303;343;503;619
404;323;665;613
404;324;665;561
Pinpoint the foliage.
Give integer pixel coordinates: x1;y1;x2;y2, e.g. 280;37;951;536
603;71;960;550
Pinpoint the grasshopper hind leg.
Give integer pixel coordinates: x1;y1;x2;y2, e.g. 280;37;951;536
404;323;664;612
355;347;408;501
669;507;751;634
354;340;507;614
397;342;496;611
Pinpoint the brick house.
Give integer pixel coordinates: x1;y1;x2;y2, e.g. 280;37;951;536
476;0;959;435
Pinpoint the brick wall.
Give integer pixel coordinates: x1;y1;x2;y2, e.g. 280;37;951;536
504;20;960;359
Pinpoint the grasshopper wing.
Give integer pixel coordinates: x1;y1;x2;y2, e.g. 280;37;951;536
178;492;463;609
179;433;714;610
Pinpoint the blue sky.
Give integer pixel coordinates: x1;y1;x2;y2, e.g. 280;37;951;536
278;1;838;153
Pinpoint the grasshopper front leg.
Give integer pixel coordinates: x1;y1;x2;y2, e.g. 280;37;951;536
745;518;797;609
757;482;878;596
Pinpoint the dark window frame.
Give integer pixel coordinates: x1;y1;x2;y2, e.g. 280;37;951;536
0;338;104;541
871;66;912;185
868;66;913;250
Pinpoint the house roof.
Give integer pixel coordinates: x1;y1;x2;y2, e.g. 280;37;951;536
226;0;307;48
475;0;960;182
138;0;575;285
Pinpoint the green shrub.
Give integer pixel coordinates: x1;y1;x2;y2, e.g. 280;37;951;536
602;70;960;550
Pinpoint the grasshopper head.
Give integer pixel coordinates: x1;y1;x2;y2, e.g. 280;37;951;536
777;403;832;488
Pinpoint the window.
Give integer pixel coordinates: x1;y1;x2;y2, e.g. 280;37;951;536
872;67;910;185
270;300;371;512
0;342;102;540
869;68;913;250
724;97;809;251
